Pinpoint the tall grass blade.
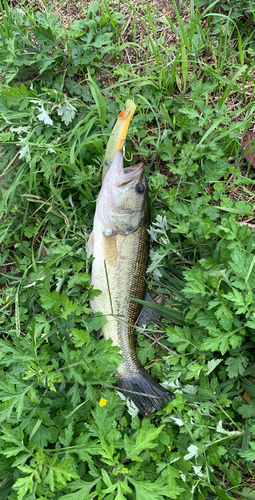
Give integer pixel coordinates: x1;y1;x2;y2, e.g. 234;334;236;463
87;70;107;131
181;45;188;93
0;0;12;38
219;65;248;105
132;298;186;326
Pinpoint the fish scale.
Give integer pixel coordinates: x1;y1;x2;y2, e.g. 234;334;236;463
105;226;149;375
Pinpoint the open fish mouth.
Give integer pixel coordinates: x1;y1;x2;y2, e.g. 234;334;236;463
123;163;144;175
110;150;144;189
118;163;144;189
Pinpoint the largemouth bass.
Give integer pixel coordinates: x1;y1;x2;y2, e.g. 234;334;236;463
88;150;171;415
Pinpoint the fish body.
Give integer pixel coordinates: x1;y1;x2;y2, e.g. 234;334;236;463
88;150;171;415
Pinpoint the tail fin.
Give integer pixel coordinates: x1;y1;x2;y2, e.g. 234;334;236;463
116;370;174;416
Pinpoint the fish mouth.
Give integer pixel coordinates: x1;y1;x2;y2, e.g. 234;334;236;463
119;163;144;188
114;150;144;188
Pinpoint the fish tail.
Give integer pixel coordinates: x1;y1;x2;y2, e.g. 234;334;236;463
116;370;174;416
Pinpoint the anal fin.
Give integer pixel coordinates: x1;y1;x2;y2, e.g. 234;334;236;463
136;289;161;326
94;328;103;340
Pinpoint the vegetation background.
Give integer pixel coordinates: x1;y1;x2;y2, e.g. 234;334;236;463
0;0;255;498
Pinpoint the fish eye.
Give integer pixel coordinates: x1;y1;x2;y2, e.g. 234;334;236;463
135;183;144;194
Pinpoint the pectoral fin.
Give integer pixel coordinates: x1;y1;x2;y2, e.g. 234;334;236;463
136;289;161;326
87;231;94;258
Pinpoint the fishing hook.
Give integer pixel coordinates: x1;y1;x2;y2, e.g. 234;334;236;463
122;138;133;162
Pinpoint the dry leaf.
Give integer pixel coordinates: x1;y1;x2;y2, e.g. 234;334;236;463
240;130;255;167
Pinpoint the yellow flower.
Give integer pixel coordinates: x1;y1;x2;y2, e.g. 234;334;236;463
99;398;108;407
167;446;171;451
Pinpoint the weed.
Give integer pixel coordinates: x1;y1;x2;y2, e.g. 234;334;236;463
0;0;255;499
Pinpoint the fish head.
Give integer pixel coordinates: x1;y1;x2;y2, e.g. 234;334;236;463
96;150;150;235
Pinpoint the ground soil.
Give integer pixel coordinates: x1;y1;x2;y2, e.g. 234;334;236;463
11;0;185;51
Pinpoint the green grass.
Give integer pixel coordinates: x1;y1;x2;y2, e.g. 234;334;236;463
0;0;255;498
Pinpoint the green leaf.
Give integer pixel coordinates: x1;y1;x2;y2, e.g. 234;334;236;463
230;247;252;279
57;101;76;126
33;25;55;43
182;269;206;297
58;479;100;500
128;477;184;500
239;441;255;461
202;329;243;355
87;69;106;127
166;326;192;352
158;431;170;446
30;419;42;439
237;401;255;419
61;296;77;319
213;485;236;500
129;421;164;456
86;312;108;331
101;467;112;487
13;475;34;500
92;32;113;48
44;457;79;491
71;328;90;347
225;356;248;378
136;338;156;365
40;290;62;311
